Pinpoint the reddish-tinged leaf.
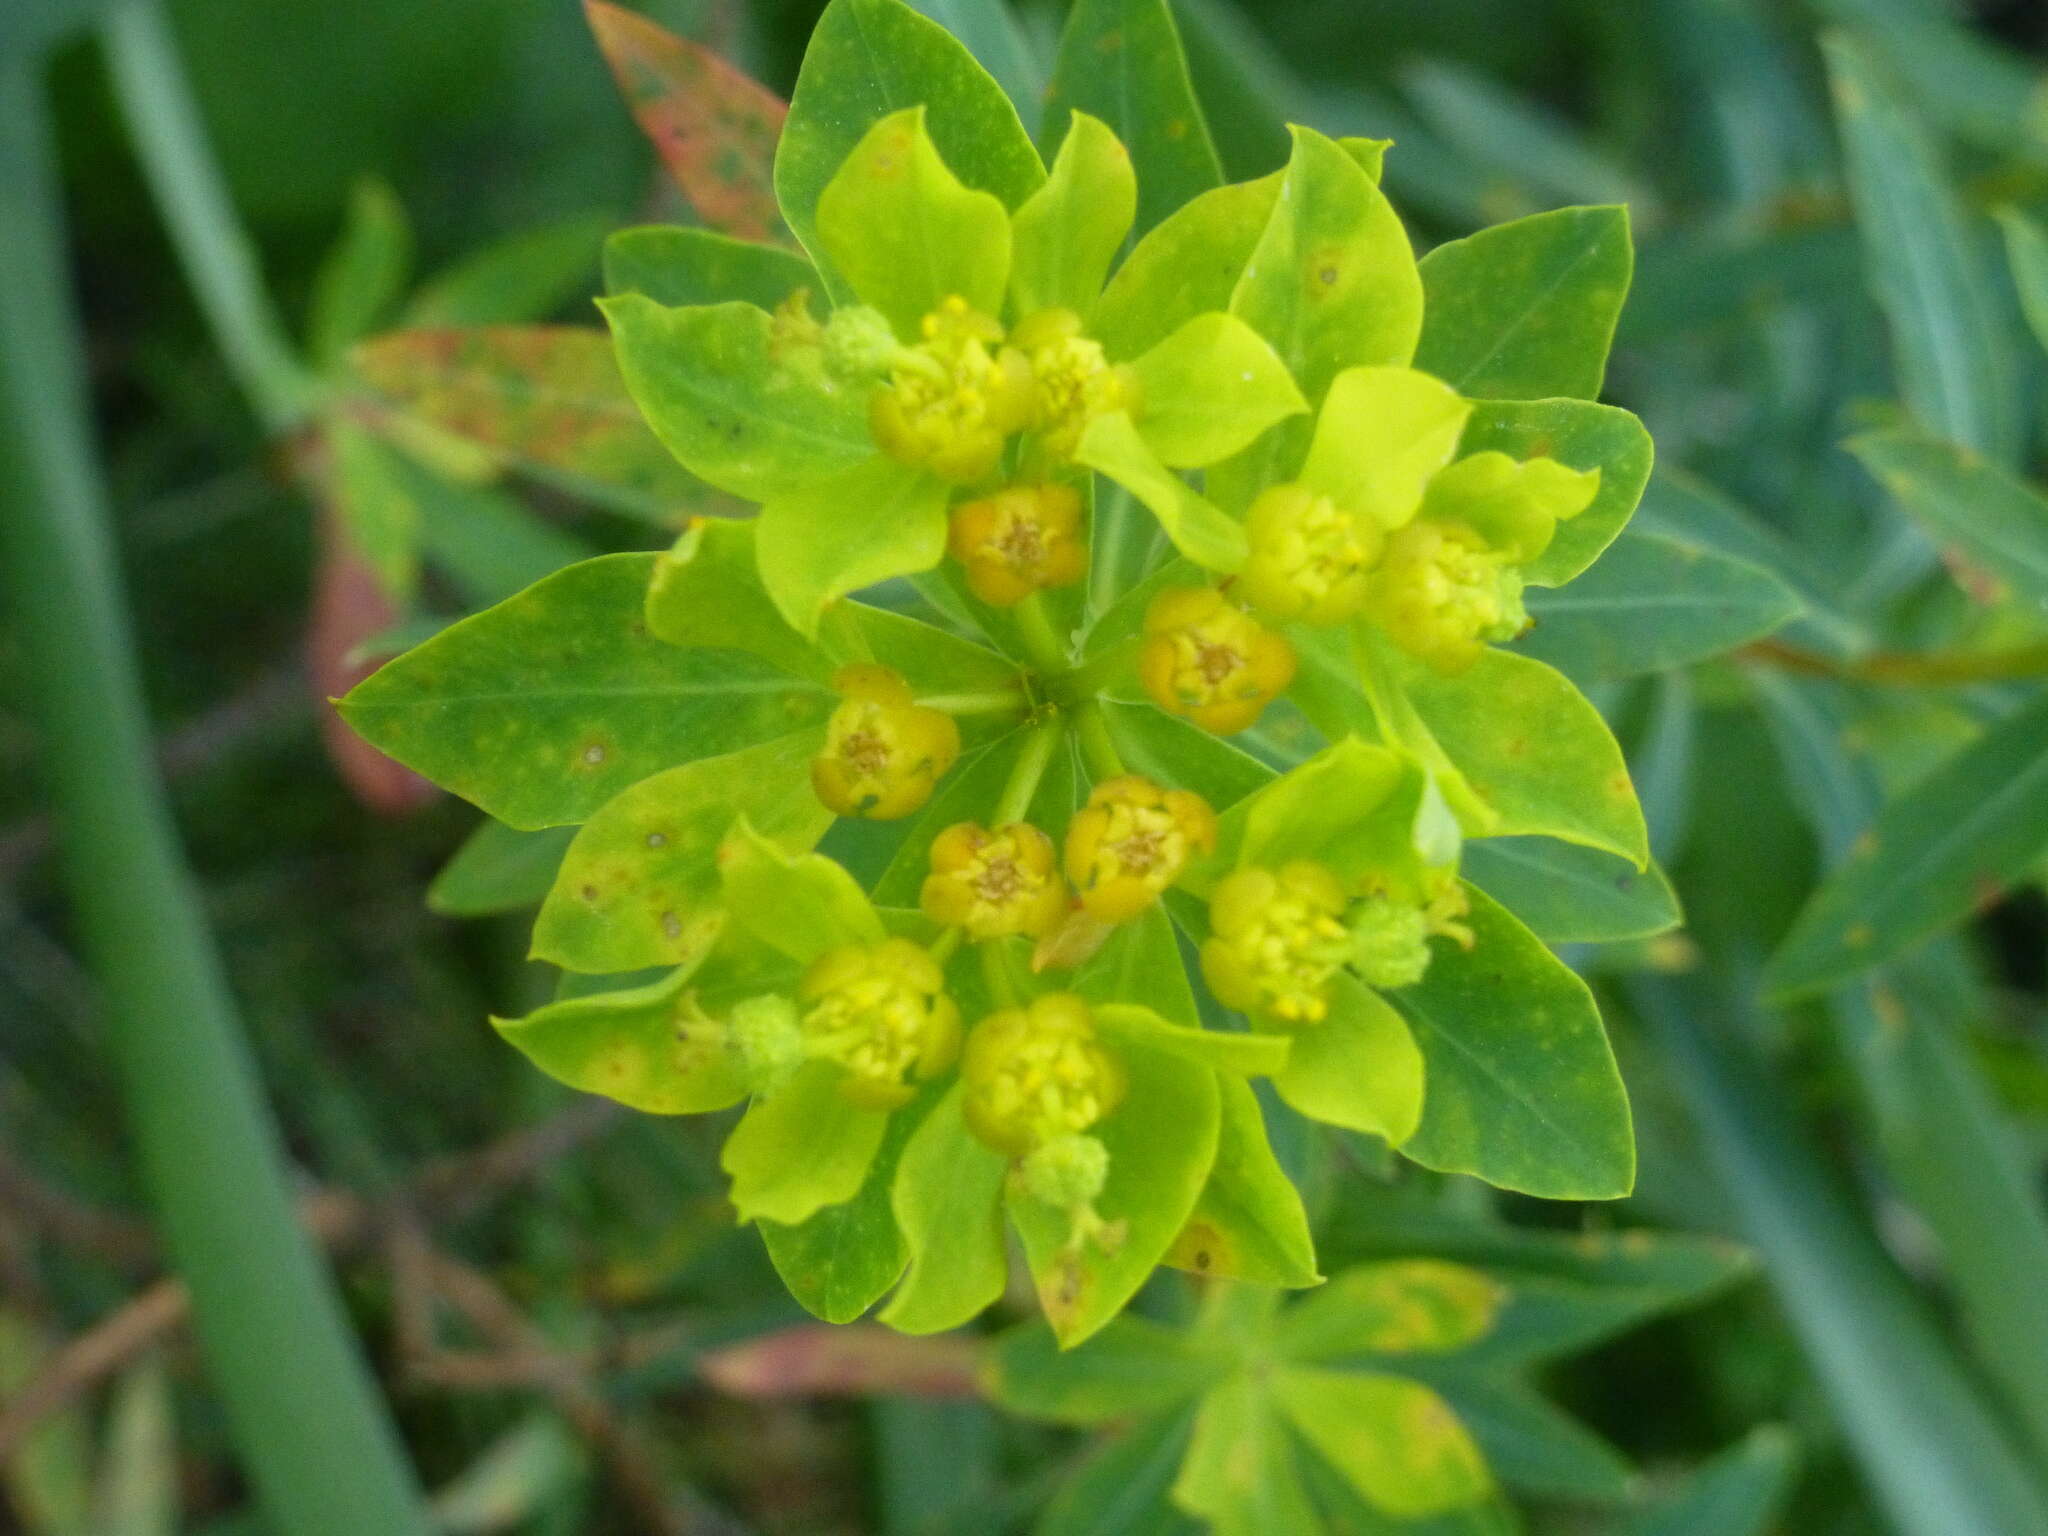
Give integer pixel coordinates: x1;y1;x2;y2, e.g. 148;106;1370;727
586;0;789;243
308;499;434;816
698;1324;981;1399
349;326;717;523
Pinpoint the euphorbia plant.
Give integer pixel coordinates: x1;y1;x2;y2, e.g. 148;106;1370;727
341;0;1657;1350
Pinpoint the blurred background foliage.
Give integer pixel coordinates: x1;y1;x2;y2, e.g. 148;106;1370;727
6;0;2048;1532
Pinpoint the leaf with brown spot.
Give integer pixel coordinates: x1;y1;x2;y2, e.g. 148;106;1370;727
585;0;789;244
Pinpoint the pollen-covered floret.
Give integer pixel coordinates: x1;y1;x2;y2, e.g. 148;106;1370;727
921;820;1069;940
961;992;1127;1156
1138;585;1298;735
1202;861;1354;1025
869;296;1034;484
947;482;1088;607
1063;775;1217;924
797;938;961;1109
1007;308;1137;462
811;664;961;819
1240;482;1383;626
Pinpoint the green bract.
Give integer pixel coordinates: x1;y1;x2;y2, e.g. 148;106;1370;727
341;0;1664;1352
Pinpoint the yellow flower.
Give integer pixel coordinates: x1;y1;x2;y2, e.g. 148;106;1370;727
810;664;961;819
1138;585;1297;735
947;482;1088;607
961;992;1126;1156
798;938;961;1109
869;296;1034;484
1361;519;1527;675
1063;775;1216;924
1239;481;1383;626
921;821;1069;939
1008;308;1136;461
1201;861;1353;1025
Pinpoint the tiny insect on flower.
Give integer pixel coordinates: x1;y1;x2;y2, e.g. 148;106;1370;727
947;482;1088;606
1063;774;1216;924
1240;481;1384;626
1138;585;1298;735
811;663;962;819
1202;861;1355;1025
922;820;1069;939
961;992;1127;1157
798;937;962;1109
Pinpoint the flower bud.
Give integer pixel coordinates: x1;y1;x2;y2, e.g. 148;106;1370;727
1138;586;1297;736
1063;774;1216;924
961;993;1127;1156
947;483;1087;607
1362;519;1526;675
869;296;1033;484
1201;862;1353;1025
821;303;900;380
1019;1132;1111;1211
1240;482;1383;626
798;937;961;1109
921;821;1068;940
811;664;961;819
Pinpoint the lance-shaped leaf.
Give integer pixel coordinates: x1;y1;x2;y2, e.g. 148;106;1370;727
1075;411;1248;572
1619;1426;1799;1536
1415;205;1632;401
1517;530;1802;681
1075;906;1204;1028
490;965;749;1114
309;177;411;369
721;816;890;964
1174;1372;1323;1533
1045;0;1222;240
761;1086;936;1322
1459;397;1654;587
1999;207;2048;361
757;455;951;637
600;296;874;502
1847;427;2048;612
1274;1258;1503;1362
338;554;834;829
1270;976;1425;1147
1299;366;1472;531
1462;836;1680;945
532;733;829;973
776;0;1043;305
1439;1376;1634;1504
1389;642;1649;865
1397;885;1634;1199
723;1059;892;1226
1272;1367;1493;1518
1009;1040;1222;1347
1164;1076;1320;1287
428;819;576;918
349;327;712;520
880;1084;1011;1334
1093;172;1281;362
1126;311;1306;468
815;107;1011;337
602;226;815;311
989;1315;1229;1425
1767;691;2048;996
586;0;788;243
1011;110;1135;319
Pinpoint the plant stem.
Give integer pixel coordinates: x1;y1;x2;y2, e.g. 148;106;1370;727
1012;593;1072;676
1070;699;1125;782
916;688;1032;718
101;0;316;435
992;715;1063;826
0;60;431;1536
1746;635;2048;687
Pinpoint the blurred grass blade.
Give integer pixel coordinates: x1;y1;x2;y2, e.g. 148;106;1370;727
1633;975;2048;1536
903;0;1043;134
1824;33;2021;465
91;1357;176;1536
1516;529;1802;682
402;213;609;329
1765;690;2048;996
1621;1426;1799;1536
0;1312;94;1536
429;1415;585;1535
1998;207;2048;360
306;176;412;370
0;50;432;1536
1848;426;2048;611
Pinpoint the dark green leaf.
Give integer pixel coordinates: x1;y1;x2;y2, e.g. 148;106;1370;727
1848;427;2048;612
601;226;816;311
426;819;576;917
1462;837;1680;946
